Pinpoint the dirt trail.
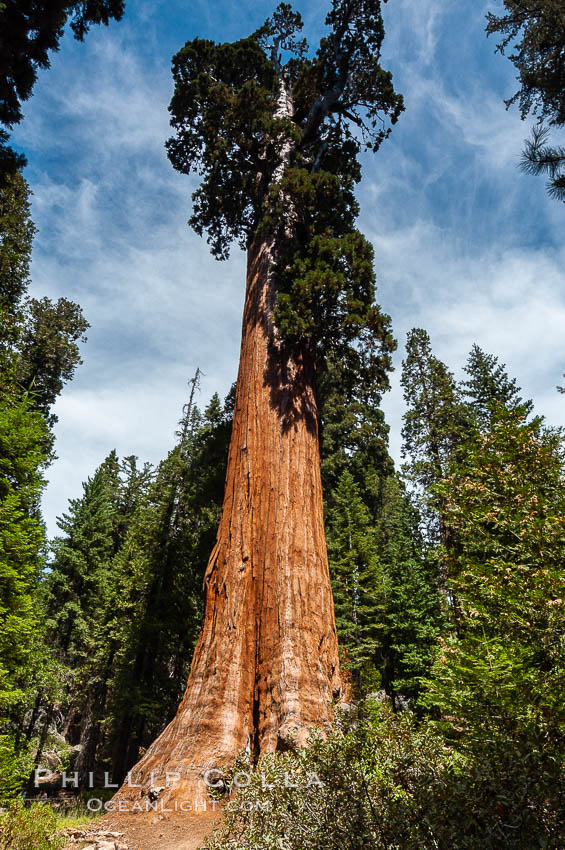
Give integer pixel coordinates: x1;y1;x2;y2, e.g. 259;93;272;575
63;810;221;850
103;811;221;850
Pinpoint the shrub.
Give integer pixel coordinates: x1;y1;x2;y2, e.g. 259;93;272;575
0;737;33;802
203;702;564;850
0;800;64;850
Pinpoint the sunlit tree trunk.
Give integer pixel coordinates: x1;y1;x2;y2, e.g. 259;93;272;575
116;227;341;807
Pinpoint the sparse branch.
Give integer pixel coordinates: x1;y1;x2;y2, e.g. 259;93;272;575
520;123;565;201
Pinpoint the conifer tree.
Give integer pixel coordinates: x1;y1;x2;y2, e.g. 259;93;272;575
461;343;532;430
486;0;565;199
40;452;152;780
423;409;565;839
0;173;88;437
401;328;470;546
326;470;383;696
107;388;232;783
71;455;152;780
0;170;89;792
319;350;393;516
374;474;444;706
46;455;119;657
118;0;402;805
0;394;49;794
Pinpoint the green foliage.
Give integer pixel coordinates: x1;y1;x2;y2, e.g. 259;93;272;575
0;130;87;806
326;470;383;693
106;389;232;781
486;0;565;199
0;173;35;330
320;332;441;703
395;329;564;841
46;454;121;658
422;407;565;844
205;700;563;850
15;296;88;426
426;409;565;736
520;123;565;201
0;800;64;850
461;343;532;430
318;350;391;513
167;1;403;257
0;736;33;802
0;0;124;175
401;328;471;545
272;180;397;388
486;0;565;124
203;705;458;850
0;173;88;433
44;450;152;779
375;475;444;703
42;380;233;783
167;1;402;401
0;394;47;715
167;36;281;258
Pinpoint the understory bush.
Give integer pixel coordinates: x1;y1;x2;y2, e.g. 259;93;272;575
0;800;64;850
0;737;33;802
203;702;564;850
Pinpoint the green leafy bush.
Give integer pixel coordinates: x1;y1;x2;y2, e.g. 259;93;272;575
0;800;64;850
0;737;33;802
203;702;564;850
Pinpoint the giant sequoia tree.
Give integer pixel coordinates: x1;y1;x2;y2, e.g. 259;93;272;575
118;0;402;806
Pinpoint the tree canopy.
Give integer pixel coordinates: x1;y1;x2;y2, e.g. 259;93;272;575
0;173;88;436
0;0;125;175
167;1;403;260
487;0;565;199
167;0;402;418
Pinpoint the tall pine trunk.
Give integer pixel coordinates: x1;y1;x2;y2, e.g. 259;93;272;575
116;229;341;806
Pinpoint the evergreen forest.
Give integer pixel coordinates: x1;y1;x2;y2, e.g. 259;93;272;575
0;0;564;848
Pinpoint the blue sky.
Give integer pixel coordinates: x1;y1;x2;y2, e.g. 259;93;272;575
11;0;565;536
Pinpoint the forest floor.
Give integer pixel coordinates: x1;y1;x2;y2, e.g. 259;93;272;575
103;811;221;850
62;809;222;850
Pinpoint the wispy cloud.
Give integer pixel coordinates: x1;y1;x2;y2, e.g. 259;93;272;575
9;0;564;534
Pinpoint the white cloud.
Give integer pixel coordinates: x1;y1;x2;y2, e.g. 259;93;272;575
9;0;565;536
375;222;565;465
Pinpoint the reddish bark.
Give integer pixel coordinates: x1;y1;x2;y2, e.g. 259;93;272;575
115;231;341;808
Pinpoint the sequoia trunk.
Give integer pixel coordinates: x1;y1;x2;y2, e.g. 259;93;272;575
115;230;341;808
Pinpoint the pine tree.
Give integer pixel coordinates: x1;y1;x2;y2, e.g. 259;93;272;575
0;170;89;794
0;396;48;724
461;344;532;430
43;452;151;780
118;0;403;805
376;475;444;705
319;349;393;517
0;174;35;339
106;387;232;783
401;328;470;546
46;455;118;658
423;409;565;839
486;0;565;199
0;173;88;438
326;470;383;696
